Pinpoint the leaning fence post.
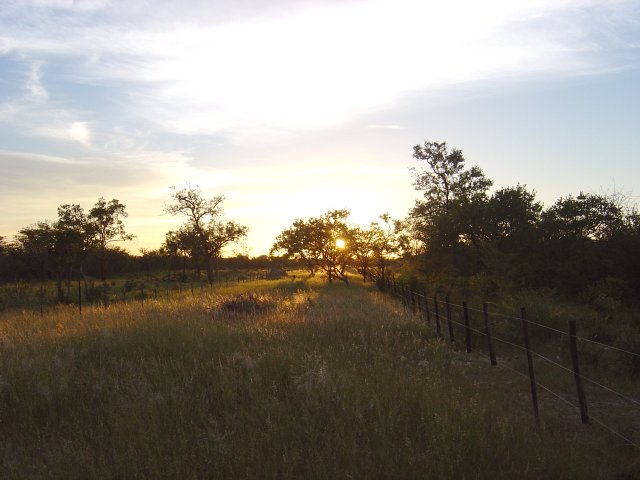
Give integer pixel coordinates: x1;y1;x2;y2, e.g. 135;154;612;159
434;294;442;336
40;283;44;318
521;307;540;424
446;295;455;342
403;285;410;310
569;320;589;424
424;290;431;324
78;279;82;315
463;301;472;353
410;289;416;314
483;302;497;366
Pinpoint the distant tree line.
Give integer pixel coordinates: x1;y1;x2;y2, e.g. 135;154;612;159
0;199;136;300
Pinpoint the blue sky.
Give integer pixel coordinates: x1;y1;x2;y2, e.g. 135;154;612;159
1;0;639;255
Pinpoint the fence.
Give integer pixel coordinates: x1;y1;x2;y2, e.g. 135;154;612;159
378;276;640;451
0;269;272;315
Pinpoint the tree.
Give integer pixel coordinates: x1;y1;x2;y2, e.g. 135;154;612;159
88;197;135;280
165;186;248;284
410;141;493;251
485;185;542;252
272;209;351;284
54;204;92;298
15;205;91;300
541;193;624;242
163;227;202;277
14;222;56;281
349;225;377;282
350;214;401;283
534;192;627;294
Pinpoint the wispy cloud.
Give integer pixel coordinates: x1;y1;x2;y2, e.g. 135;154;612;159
35;121;92;146
25;62;48;98
0;149;88;166
2;0;638;138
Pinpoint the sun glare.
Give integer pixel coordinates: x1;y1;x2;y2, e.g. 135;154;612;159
336;238;346;249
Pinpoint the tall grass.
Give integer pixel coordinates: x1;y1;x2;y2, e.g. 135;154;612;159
0;276;636;478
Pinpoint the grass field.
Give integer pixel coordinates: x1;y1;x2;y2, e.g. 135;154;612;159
0;274;638;479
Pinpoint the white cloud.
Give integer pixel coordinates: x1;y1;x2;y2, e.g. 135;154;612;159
35;121;93;146
0;35;15;55
26;62;48;98
68;121;91;146
3;0;638;138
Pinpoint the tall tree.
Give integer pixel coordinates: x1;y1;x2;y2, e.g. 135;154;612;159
88;197;134;280
411;141;492;251
54;204;91;297
165;186;248;284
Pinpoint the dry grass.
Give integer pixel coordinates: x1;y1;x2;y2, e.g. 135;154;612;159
0;275;637;479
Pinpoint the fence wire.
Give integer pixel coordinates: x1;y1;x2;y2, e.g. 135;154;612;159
382;281;640;451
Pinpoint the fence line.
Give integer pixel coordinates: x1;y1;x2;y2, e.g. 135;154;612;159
433;311;640;407
0;269;275;315
379;277;640;450
440;296;640;357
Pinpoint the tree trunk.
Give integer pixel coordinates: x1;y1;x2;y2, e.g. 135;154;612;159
56;276;64;302
206;256;214;285
100;244;106;281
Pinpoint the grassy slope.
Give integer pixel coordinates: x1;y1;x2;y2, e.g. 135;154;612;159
0;276;637;479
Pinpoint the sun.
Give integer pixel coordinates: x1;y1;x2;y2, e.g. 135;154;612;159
335;238;346;249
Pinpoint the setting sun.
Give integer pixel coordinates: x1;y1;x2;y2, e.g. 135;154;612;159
335;238;346;249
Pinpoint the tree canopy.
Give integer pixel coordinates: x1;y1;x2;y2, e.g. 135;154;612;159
272;209;352;284
165;186;248;284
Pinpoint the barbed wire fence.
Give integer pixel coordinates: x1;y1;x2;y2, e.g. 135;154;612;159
378;276;640;451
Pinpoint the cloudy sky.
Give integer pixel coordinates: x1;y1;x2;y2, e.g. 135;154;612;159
1;0;639;255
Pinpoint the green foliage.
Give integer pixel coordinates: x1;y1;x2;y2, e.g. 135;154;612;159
407;140;640;302
165;186;248;284
88;197;134;280
410;141;492;252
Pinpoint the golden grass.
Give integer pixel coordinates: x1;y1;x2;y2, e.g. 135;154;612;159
0;275;637;479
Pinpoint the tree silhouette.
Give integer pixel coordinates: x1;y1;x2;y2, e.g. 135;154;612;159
272;209;351;284
165;186;248;284
88;197;135;280
411;141;492;252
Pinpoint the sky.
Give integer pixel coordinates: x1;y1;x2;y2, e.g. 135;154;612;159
1;0;639;256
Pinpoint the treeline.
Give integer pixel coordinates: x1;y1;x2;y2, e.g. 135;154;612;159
2;141;639;306
269;141;640;306
0;190;277;301
0;199;135;300
403;141;640;304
